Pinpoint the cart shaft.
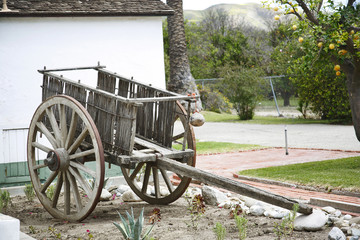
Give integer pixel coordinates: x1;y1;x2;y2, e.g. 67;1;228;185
156;157;313;215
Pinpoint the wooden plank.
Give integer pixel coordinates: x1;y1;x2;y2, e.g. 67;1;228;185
156;157;313;215
113;101;137;155
38;65;105;73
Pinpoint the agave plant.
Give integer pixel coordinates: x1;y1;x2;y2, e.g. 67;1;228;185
113;207;154;240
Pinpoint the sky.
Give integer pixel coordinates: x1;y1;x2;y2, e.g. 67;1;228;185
161;0;264;11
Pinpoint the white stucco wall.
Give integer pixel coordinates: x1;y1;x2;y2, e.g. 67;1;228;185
0;16;166;164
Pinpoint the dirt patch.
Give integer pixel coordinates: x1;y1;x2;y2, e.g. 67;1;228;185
5;194;330;240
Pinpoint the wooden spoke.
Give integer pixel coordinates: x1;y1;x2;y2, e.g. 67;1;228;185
68;166;91;197
67;171;83;212
63;171;71;215
40;170;58;194
32;164;47;170
65;111;78;149
141;164;151;194
32;142;52;153
172;132;184;141
67;127;88;154
46;107;62;145
160;169;174;193
36;122;59;148
59;104;68;147
27;95;104;222
175;173;183;180
52;173;63;208
153;167;160;198
69;149;95;160
130;162;144;181
69;161;96;179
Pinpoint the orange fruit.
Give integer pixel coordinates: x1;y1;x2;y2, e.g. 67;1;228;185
274;15;280;20
317;42;323;48
334;65;341;71
336;71;341;76
329;44;335;49
298;37;304;43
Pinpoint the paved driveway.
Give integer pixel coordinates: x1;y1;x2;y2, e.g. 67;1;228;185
193;122;360;151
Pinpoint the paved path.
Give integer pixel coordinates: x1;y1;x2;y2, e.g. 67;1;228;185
193;122;360;151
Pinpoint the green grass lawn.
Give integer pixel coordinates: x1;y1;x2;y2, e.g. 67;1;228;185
238;157;360;192
201;111;341;125
195;141;265;154
173;141;265;154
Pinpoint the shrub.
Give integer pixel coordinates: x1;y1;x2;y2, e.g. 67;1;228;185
220;65;263;120
0;189;11;213
24;184;35;202
198;84;233;113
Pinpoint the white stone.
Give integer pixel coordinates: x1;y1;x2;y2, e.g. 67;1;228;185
265;209;289;219
201;185;229;206
351;228;360;236
100;189;112;201
328;227;346;240
117;185;131;194
121;190;142;202
322;206;336;214
333;210;342;218
294;209;328;231
250;205;265;216
0;214;20;240
344;214;353;221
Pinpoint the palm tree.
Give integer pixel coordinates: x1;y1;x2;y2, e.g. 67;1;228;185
166;0;202;111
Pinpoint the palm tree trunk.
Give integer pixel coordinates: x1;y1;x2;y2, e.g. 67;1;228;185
166;0;202;111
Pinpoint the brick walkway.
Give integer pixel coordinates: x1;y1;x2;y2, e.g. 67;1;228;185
195;148;360;214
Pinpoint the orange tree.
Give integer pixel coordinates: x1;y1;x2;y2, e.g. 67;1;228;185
265;0;360;139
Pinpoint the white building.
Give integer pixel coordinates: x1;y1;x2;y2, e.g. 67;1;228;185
0;0;173;185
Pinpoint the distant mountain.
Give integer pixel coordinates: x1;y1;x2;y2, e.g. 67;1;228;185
184;3;276;31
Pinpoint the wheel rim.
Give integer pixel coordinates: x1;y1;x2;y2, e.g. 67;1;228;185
27;95;104;222
121;101;196;204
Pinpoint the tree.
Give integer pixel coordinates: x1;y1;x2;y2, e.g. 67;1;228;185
166;0;202;110
268;21;299;106
221;65;264;120
265;0;360;139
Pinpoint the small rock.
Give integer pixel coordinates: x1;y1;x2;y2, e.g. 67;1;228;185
121;190;142;202
350;236;360;240
116;185;131;194
202;185;228;206
344;214;352;221
351;228;360;236
265;209;289;219
100;189;112;201
332;210;342;218
323;206;337;214
294;210;328;231
328;227;346;240
340;226;350;234
350;217;360;225
250;205;265;216
107;185;118;192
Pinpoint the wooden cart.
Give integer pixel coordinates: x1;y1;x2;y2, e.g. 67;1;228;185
27;64;312;222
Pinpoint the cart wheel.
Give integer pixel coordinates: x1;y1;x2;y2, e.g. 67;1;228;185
121;101;196;204
27;95;104;222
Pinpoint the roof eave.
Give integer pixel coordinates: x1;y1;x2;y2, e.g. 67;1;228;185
0;10;174;18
